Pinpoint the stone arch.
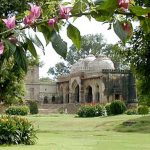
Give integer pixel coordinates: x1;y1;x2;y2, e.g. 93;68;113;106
43;96;48;104
72;80;79;103
52;95;56;103
85;85;93;103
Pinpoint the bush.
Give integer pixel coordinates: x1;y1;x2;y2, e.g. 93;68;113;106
138;105;149;115
77;105;96;117
95;104;103;116
0;115;37;145
126;109;137;115
110;100;126;115
5;106;29;116
105;103;111;116
27;100;38;114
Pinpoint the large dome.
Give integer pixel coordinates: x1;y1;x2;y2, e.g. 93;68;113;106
70;55;115;74
89;55;115;71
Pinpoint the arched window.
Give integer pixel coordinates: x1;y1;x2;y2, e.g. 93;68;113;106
85;86;93;103
43;96;48;104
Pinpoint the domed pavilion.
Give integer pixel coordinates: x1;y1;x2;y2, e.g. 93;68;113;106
57;55;137;104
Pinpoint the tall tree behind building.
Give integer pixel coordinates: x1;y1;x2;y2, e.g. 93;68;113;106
47;34;128;78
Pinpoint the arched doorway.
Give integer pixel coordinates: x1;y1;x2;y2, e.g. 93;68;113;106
43;96;48;104
75;85;79;103
52;96;55;103
72;80;80;103
86;86;93;103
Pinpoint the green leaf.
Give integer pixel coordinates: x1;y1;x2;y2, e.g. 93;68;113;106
91;10;112;21
113;20;131;43
28;29;45;54
27;39;38;58
92;0;117;21
96;0;118;15
4;40;16;58
130;6;150;16
37;24;53;45
14;47;27;73
71;0;87;15
140;18;150;33
67;24;81;50
51;31;67;59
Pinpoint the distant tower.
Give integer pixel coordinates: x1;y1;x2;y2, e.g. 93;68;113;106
25;65;40;101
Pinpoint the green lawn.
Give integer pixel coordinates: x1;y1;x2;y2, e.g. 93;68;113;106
1;114;150;150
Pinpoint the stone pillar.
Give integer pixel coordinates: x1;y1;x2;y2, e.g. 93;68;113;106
79;90;85;103
79;80;84;103
92;86;96;103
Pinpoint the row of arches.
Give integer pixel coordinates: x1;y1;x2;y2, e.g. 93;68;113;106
73;85;100;103
59;80;102;103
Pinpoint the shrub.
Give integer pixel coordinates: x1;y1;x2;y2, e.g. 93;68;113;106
126;109;137;115
58;107;64;114
0;115;37;145
105;103;111;116
77;105;95;117
138;105;149;115
5;106;29;116
110;100;126;115
95;104;103;116
27;100;38;114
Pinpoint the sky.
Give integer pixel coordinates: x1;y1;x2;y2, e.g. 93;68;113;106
38;16;120;78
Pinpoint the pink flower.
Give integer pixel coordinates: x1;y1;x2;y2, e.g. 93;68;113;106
48;18;57;27
59;6;72;19
23;13;35;25
118;0;130;10
24;4;41;25
2;16;16;29
0;42;4;55
30;4;41;19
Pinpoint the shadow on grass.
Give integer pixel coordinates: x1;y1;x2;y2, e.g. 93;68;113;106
114;115;150;133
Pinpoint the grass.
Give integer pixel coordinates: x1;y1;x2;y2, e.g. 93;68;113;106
115;115;150;133
1;114;150;150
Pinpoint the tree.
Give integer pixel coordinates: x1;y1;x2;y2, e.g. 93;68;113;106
0;0;60;104
66;34;128;69
48;34;128;78
47;62;70;77
120;27;150;99
113;0;150;104
0;0;149;103
0;0;149;68
0;58;26;104
66;34;106;65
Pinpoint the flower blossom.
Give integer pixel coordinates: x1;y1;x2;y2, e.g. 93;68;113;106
30;4;41;19
24;13;35;25
0;42;4;55
24;4;41;25
118;0;130;10
2;16;16;29
59;6;72;19
48;18;57;27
